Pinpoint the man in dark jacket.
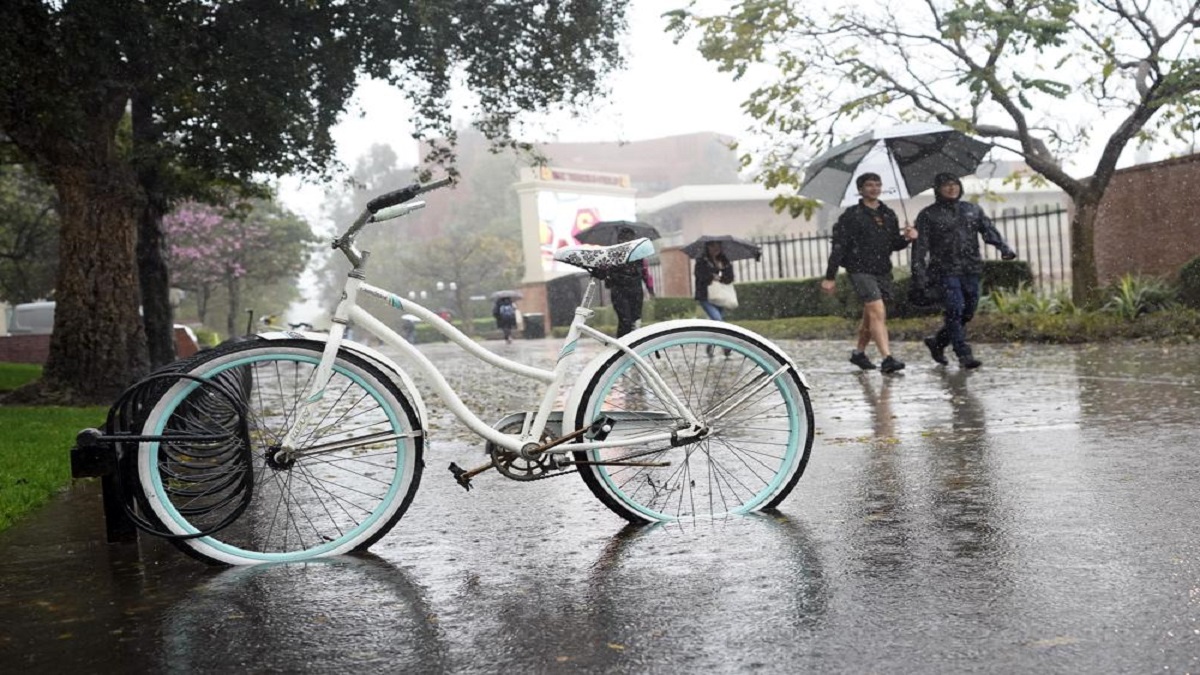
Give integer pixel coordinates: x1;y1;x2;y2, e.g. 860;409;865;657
911;172;1017;369
821;172;917;374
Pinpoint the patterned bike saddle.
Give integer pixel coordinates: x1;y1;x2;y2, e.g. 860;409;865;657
554;238;655;275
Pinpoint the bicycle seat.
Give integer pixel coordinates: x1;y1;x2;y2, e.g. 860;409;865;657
554;237;655;274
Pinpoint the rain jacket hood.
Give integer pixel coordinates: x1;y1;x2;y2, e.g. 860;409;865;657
933;173;963;203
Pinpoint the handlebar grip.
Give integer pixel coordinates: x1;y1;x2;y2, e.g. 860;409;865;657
365;176;454;214
369;201;426;223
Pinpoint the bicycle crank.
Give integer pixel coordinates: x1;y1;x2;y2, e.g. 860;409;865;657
447;416;623;491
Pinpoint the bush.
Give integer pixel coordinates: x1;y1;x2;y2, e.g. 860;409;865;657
982;283;1079;316
982;259;1033;293
1179;256;1200;310
1101;273;1177;320
721;278;841;321
651;297;699;320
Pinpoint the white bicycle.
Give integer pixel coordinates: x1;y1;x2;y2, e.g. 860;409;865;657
132;177;815;565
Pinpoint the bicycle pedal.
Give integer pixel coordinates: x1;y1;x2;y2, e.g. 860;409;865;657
447;462;473;491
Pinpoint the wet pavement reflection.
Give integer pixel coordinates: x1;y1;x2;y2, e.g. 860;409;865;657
1;338;1198;672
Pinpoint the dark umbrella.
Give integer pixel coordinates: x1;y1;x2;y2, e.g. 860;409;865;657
680;235;762;262
490;290;523;300
799;122;991;219
574;220;661;246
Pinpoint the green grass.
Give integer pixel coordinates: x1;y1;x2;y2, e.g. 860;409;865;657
0;362;42;392
0;406;106;532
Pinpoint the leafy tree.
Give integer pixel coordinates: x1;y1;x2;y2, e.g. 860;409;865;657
0;164;58;303
400;231;524;333
164;199;316;336
0;1;630;402
314;136;525;334
669;0;1200;302
312;144;417;315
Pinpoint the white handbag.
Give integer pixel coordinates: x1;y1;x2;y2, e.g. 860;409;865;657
708;281;738;310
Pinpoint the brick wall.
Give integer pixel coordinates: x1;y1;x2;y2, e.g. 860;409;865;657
0;334;51;364
1095;153;1200;283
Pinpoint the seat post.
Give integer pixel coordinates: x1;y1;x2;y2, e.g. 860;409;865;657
580;277;599;309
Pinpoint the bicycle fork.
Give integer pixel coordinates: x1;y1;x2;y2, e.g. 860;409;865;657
273;278;362;463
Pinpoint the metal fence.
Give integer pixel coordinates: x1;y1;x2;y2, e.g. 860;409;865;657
723;205;1071;292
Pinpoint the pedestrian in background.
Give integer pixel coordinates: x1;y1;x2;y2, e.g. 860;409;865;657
606;226;656;337
910;172;1017;369
694;240;734;356
821;172;917;374
492;296;518;344
694;240;734;321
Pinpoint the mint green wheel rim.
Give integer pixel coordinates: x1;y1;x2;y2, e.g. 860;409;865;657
145;351;409;563
585;334;802;520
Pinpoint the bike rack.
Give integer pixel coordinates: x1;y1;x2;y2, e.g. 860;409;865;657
70;367;252;544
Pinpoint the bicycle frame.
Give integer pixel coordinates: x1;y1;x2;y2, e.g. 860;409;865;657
278;251;703;458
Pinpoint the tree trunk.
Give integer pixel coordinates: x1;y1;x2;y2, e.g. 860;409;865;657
1070;192;1102;306
226;275;242;338
454;287;474;335
196;284;211;326
137;206;175;368
42;165;148;403
133;93;176;369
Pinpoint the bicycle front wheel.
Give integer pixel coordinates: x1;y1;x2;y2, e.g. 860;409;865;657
572;325;813;523
136;339;423;565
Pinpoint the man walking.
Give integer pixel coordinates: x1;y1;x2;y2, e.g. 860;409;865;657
821;172;917;374
910;172;1017;369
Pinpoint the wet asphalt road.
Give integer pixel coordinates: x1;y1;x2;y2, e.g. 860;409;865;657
1;337;1199;673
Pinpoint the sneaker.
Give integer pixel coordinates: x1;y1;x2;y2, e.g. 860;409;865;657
959;355;982;369
923;336;948;365
880;355;906;374
849;350;877;370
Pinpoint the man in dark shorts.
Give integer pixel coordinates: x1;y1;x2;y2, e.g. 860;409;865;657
821;172;917;373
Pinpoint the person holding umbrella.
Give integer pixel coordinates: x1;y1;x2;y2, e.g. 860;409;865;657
490;290;522;344
821;172;918;374
694;240;735;358
605;226;656;337
910;173;1017;369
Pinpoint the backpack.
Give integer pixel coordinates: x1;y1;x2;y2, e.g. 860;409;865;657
498;302;516;320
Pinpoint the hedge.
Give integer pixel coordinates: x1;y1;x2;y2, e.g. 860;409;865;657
722;260;1032;322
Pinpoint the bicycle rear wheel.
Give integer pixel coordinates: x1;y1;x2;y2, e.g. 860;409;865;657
135;339;423;565
571;325;813;523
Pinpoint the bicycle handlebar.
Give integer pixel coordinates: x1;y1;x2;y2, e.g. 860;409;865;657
365;176;454;214
369;200;426;223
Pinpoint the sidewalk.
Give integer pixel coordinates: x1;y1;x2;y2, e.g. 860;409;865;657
3;337;1199;672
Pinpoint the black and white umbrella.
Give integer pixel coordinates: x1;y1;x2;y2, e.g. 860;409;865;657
490;290;523;300
799;122;992;212
680;235;762;262
575;220;661;246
